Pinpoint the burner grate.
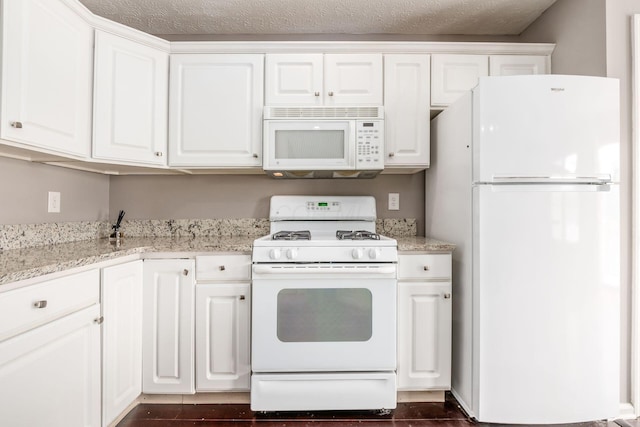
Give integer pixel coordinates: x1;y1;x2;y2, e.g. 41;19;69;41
336;230;381;240
272;230;312;241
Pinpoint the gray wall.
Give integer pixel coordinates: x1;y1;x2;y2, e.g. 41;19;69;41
520;0;607;77
0;156;109;225
109;172;426;234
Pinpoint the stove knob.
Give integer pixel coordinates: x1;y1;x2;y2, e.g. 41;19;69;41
352;248;364;260
369;248;381;259
287;248;298;260
269;249;281;260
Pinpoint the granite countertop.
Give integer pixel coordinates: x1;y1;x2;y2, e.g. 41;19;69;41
0;236;454;287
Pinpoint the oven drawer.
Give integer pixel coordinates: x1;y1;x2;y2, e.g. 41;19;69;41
0;270;100;342
398;253;451;280
196;255;251;281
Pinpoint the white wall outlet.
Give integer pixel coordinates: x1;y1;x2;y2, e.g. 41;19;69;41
48;191;61;213
388;193;400;211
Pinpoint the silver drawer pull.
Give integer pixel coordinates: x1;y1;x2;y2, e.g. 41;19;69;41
10;121;23;128
94;316;104;324
183;269;189;276
314;92;320;97
239;295;246;300
328;91;334;96
444;293;451;299
423;266;430;271
252;153;259;158
219;265;226;271
154;151;163;157
388;152;395;158
33;300;48;309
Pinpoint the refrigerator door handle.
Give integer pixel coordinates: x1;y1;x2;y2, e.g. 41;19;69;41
490;175;612;184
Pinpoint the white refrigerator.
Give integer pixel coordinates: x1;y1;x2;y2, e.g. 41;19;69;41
425;75;620;424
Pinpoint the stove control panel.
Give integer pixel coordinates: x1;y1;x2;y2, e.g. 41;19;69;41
253;245;398;263
306;201;341;212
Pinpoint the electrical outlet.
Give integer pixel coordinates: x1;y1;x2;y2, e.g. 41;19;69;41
48;191;61;213
388;193;400;211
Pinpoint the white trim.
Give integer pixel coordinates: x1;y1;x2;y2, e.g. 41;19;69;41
619;402;637;420
632;13;640;419
169;41;555;55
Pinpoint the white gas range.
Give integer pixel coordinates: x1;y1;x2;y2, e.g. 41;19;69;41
251;196;398;412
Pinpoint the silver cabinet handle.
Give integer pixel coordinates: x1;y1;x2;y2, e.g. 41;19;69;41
239;295;246;300
219;265;226;271
154;151;163;157
423;266;429;271
10;121;22;128
388;152;395;158
314;92;320;97
183;269;189;276
252;153;259;158
33;300;47;309
444;293;451;299
94;316;104;324
328;91;334;96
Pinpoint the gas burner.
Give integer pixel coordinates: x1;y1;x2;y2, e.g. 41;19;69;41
336;230;381;240
272;230;312;241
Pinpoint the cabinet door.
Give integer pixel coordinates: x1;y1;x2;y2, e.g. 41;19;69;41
93;31;169;166
102;261;143;426
489;55;550;76
0;305;101;427
196;283;251;391
1;0;93;158
265;54;323;105
143;259;195;394
169;54;264;167
397;281;452;390
324;54;383;105
431;54;488;107
383;54;430;167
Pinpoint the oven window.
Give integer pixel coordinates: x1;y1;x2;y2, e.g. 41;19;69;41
274;130;345;159
276;288;372;342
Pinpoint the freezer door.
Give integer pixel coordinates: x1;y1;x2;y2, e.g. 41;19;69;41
473;184;619;424
473;75;619;183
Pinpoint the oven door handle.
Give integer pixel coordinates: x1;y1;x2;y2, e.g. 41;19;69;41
252;265;397;275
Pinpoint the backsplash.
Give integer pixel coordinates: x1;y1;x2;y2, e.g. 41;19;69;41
0;218;417;251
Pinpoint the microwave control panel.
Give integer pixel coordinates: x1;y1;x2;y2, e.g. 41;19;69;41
355;120;384;169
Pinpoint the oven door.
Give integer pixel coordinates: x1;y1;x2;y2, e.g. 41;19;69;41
251;264;396;373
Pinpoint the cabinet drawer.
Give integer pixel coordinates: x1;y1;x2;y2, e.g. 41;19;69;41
398;254;451;280
196;255;251;281
0;270;100;341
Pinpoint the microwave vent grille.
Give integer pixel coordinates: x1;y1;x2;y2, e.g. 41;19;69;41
266;106;383;119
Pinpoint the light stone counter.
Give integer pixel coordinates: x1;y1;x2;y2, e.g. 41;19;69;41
396;236;456;253
0;236;253;287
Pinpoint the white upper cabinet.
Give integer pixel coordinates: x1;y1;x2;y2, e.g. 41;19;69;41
384;54;431;167
431;54;489;108
1;0;93;158
93;31;169;166
169;54;264;167
431;54;550;107
489;55;550;76
265;53;383;105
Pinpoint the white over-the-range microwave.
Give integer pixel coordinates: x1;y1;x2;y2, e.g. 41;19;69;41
262;106;384;179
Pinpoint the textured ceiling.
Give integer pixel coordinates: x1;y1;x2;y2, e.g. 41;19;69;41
78;0;558;36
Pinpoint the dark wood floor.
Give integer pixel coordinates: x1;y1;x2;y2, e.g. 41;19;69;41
116;394;640;427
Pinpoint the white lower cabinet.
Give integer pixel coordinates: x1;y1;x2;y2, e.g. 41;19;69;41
101;260;143;426
195;283;251;391
397;253;452;390
143;259;195;394
0;270;101;427
195;254;251;391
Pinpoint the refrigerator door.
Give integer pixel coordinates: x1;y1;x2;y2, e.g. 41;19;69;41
473;75;620;183
473;183;619;424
